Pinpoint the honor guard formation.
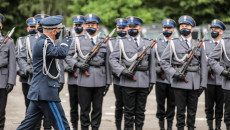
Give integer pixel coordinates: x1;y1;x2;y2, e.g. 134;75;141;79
1;12;230;130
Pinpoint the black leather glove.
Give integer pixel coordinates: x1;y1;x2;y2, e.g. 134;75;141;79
103;84;110;96
6;84;14;93
58;83;64;93
121;69;134;78
221;70;230;78
149;83;154;94
75;62;89;71
173;71;185;80
198;87;206;97
156;66;163;74
65;66;75;73
26;68;33;75
17;70;28;79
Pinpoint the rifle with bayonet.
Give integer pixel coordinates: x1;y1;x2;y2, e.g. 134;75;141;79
0;27;15;48
78;28;116;77
126;40;157;81
179;40;204;83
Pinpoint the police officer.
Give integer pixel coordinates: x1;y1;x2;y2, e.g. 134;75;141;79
65;14;86;130
66;13;111;130
0;13;16;130
155;19;176;130
208;23;230;130
18;17;38;110
204;19;225;130
34;14;50;36
160;15;207;130
109;16;156;130
17;15;72;130
108;18;128;130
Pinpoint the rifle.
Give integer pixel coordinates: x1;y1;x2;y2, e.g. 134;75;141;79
179;40;204;83
0;27;15;48
127;40;157;81
81;28;116;77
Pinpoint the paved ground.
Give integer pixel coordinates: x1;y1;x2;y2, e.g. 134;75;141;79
4;75;226;130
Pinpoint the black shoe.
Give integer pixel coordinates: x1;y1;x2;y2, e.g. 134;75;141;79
177;127;184;130
188;127;194;130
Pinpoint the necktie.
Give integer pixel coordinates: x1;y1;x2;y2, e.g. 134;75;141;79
166;41;168;44
185;40;190;48
134;38;138;47
215;42;218;46
91;38;95;46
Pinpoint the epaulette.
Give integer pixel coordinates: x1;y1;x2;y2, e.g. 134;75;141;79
143;37;151;41
223;37;230;39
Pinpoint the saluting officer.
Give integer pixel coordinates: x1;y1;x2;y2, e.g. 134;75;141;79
66;13;111;130
109;16;156;130
208;23;230;130
204;19;225;130
155;19;176;130
108;18;128;130
17;15;72;130
160;15;207;130
34;14;54;130
0;13;16;130
64;14;86;130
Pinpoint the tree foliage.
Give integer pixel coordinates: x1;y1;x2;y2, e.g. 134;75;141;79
0;0;229;41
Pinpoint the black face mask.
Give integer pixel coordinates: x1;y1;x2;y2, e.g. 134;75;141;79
180;28;191;36
117;31;127;37
74;26;83;34
86;27;97;35
37;25;43;33
163;30;173;37
128;29;139;37
29;29;37;34
55;31;61;39
211;31;219;38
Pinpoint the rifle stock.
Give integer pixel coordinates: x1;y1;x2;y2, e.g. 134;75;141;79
180;40;204;83
131;40;157;81
82;28;116;77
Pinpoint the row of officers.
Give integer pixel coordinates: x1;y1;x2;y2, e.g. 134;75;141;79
0;12;230;130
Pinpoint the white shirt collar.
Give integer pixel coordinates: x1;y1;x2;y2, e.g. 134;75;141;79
181;36;192;47
164;37;172;42
87;33;98;44
132;35;141;46
212;39;221;44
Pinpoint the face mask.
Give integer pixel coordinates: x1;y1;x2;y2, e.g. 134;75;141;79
86;27;97;35
55;31;61;39
128;29;139;37
37;25;43;33
0;26;2;31
74;26;83;34
163;30;172;37
180;28;191;36
211;31;219;38
117;31;127;37
29;29;37;34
